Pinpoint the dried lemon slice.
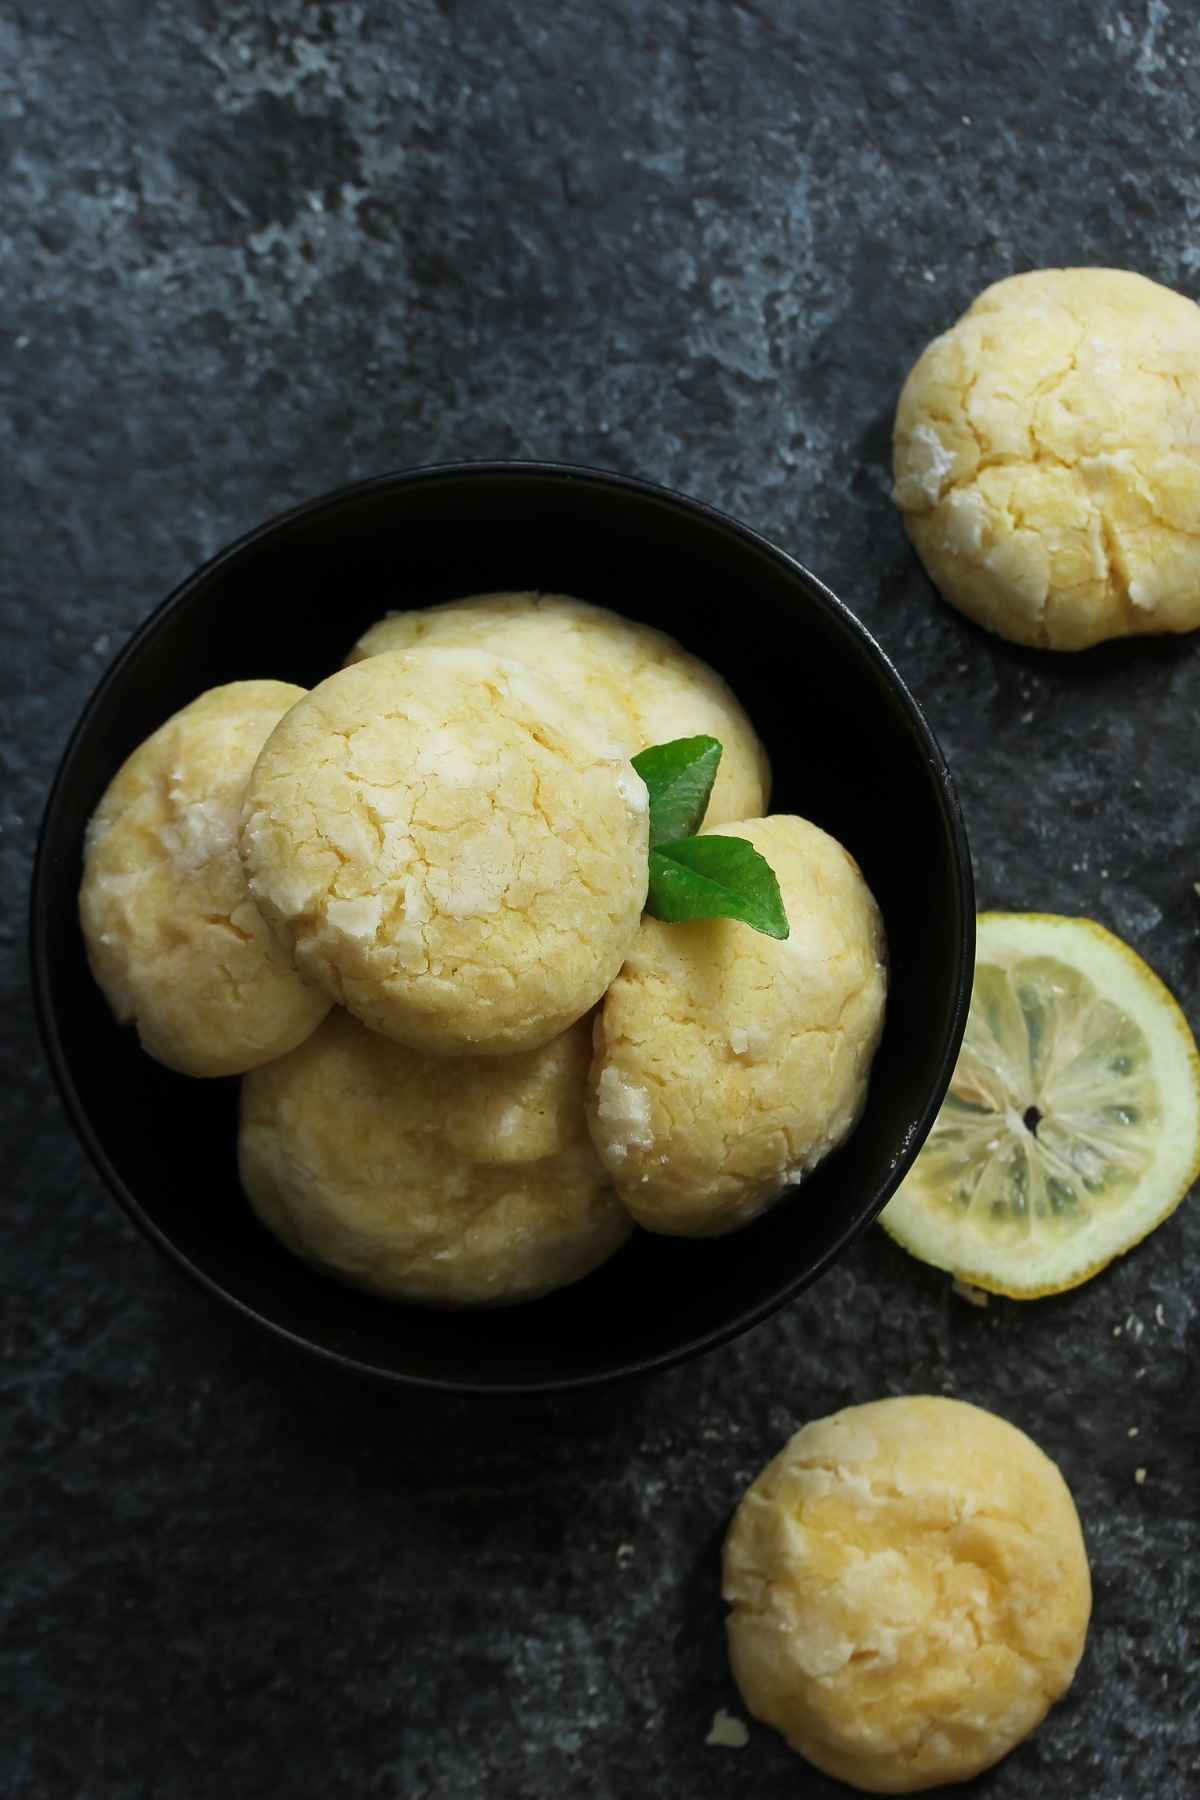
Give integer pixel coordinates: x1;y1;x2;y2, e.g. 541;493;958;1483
881;912;1200;1297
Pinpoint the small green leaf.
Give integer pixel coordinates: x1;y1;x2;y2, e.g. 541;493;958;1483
631;735;723;849
646;834;790;939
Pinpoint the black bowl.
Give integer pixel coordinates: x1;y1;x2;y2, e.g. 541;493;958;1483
32;462;973;1393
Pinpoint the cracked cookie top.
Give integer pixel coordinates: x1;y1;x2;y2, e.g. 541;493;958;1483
587;814;887;1235
345;590;770;828
723;1395;1091;1792
79;680;332;1077
894;266;1200;650
240;647;650;1056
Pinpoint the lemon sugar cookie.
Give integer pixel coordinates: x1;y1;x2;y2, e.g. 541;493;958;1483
240;647;649;1056
79;681;331;1078
895;267;1200;649
724;1395;1091;1793
239;1006;632;1306
346;591;770;827
587;815;887;1235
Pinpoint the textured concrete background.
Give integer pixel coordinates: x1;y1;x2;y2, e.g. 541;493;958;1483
4;2;1199;1795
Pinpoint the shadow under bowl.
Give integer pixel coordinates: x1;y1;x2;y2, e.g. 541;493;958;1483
31;461;974;1393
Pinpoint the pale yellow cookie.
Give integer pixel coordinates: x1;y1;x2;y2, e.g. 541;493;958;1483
79;681;331;1077
587;816;886;1235
240;647;649;1056
723;1395;1092;1793
239;1006;632;1306
345;592;770;826
894;267;1200;648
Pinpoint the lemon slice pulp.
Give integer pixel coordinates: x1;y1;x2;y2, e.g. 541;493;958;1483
881;912;1200;1297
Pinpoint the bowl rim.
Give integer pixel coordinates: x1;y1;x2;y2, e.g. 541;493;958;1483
30;458;975;1394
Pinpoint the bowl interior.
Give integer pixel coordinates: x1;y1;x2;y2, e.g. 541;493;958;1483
33;465;972;1391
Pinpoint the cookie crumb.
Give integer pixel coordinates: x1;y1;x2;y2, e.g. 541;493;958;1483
706;1709;749;1749
952;1278;989;1307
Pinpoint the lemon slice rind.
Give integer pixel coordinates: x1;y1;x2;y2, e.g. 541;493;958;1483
881;912;1200;1298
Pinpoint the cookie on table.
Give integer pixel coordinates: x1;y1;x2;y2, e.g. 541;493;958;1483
895;267;1200;649
724;1395;1091;1793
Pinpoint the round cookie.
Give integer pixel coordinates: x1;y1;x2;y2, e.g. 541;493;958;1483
723;1395;1092;1793
240;647;649;1056
239;1006;633;1307
79;681;332;1078
587;816;886;1235
345;592;770;827
894;267;1200;649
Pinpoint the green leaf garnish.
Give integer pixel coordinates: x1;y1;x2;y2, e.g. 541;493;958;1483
631;735;723;849
645;834;790;939
631;735;790;939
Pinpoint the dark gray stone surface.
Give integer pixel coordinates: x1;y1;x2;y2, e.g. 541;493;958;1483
4;1;1199;1795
